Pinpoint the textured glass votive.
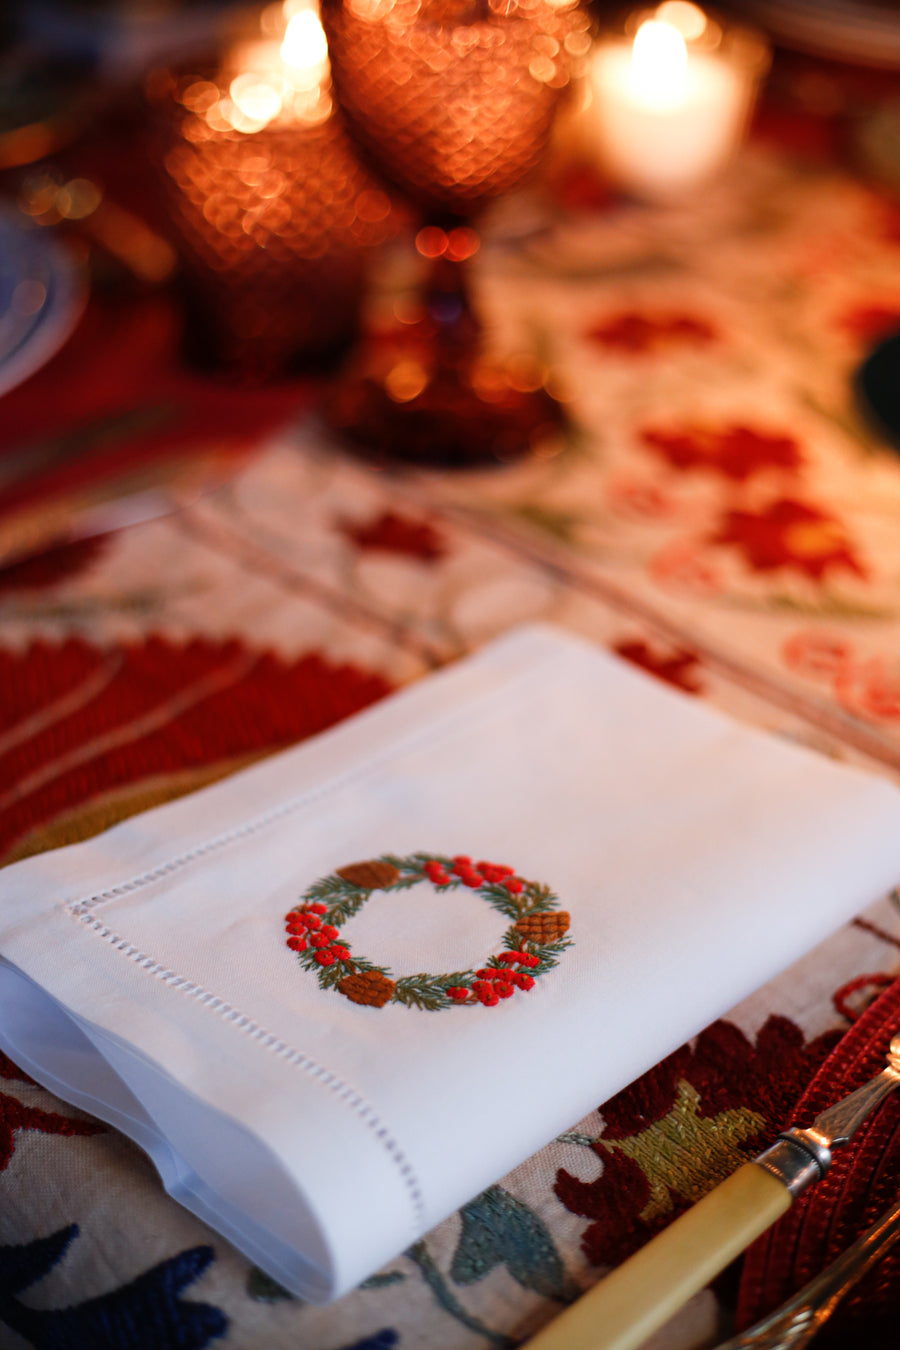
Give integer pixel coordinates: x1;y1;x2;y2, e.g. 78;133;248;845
147;17;397;377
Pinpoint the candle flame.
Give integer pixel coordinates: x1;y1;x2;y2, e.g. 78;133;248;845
281;10;329;74
630;19;687;110
228;73;285;128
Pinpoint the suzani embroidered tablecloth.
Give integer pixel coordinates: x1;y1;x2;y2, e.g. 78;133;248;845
3;85;900;1350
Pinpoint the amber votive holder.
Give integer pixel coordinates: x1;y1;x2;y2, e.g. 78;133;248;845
146;52;397;380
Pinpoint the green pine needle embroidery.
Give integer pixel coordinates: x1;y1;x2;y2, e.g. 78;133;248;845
282;853;574;1011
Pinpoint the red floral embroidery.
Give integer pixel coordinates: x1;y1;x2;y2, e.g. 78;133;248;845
782;635;900;724
613;640;702;695
0;1052;32;1084
642;425;802;482
338;510;448;563
587;313;715;354
782;630;853;678
605;475;677;520
834;655;900;722
0;1091;104;1172
555;1015;841;1267
838;303;900;344
650;540;722;595
833;974;896;1023
711;499;866;581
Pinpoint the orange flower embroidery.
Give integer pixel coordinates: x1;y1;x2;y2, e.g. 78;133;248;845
587;312;716;354
642;425;802;482
711;499;866;581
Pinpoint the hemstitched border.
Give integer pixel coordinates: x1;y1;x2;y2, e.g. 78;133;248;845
72;908;426;1231
65;643;558;921
57;641;563;1239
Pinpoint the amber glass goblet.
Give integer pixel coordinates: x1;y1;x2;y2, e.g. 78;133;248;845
321;0;583;467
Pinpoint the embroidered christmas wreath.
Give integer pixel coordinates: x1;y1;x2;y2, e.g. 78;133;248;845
283;852;572;1010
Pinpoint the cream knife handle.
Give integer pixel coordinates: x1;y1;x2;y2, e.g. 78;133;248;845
525;1163;791;1350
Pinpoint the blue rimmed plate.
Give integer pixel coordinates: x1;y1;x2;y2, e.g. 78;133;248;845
0;204;86;399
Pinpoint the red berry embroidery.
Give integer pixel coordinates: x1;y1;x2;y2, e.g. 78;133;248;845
285;853;571;1009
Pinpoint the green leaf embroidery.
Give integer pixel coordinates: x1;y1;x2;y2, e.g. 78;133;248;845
450;1186;579;1304
246;1266;295;1303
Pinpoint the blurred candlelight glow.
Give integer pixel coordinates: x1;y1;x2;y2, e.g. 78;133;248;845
282;9;329;77
655;0;706;39
630;19;687;109
229;72;285;126
587;3;769;198
217;1;334;129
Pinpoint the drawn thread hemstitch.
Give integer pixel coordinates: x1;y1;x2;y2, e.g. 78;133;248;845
72;910;426;1230
64;645;559;921
58;646;563;1237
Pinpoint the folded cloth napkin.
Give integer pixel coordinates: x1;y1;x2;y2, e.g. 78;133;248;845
2;623;900;1301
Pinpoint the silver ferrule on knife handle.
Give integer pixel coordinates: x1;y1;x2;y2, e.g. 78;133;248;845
755;1130;831;1196
755;1049;900;1198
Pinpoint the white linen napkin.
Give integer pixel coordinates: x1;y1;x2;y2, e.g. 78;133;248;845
2;623;900;1301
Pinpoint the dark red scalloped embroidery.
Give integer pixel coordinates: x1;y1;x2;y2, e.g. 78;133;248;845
0;1091;104;1171
613;639;703;695
555;1014;842;1269
0;639;393;859
0;1052;33;1084
337;510;448;563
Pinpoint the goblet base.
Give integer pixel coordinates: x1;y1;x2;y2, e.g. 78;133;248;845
324;352;566;470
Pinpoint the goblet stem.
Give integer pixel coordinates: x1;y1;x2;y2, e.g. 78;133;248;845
424;253;481;361
322;235;566;469
319;0;586;466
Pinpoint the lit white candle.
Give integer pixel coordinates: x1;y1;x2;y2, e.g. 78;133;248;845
588;3;765;199
224;1;332;131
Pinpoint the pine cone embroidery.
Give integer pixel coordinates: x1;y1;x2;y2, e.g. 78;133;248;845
515;911;570;942
336;860;401;890
289;854;572;1010
338;970;397;1008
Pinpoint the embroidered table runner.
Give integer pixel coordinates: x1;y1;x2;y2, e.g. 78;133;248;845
2;623;900;1301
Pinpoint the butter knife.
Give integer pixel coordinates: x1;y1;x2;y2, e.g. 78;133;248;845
526;1034;900;1350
